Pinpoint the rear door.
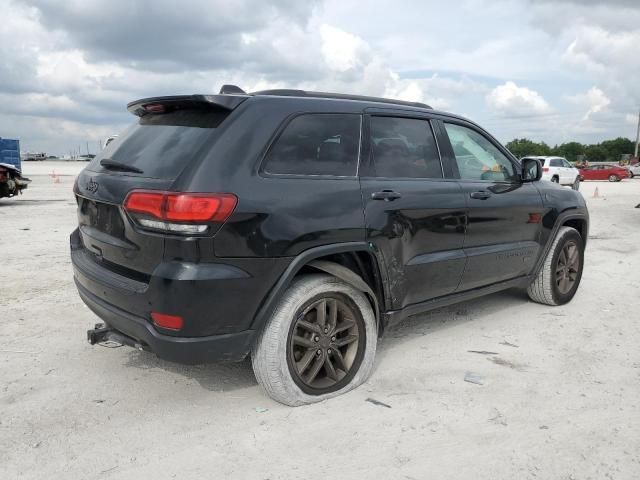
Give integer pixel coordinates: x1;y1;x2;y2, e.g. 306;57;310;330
437;120;544;290
360;111;467;309
582;165;603;180
75;102;234;274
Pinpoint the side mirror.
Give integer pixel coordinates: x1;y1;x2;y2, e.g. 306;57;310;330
521;158;542;182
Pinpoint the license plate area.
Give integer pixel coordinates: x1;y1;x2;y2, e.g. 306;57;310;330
79;197;125;238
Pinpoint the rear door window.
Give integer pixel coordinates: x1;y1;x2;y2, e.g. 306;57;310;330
369;116;442;178
263;114;361;177
550;159;563;167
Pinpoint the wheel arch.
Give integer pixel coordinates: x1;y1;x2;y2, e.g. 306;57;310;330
562;217;588;243
250;243;389;336
533;211;589;277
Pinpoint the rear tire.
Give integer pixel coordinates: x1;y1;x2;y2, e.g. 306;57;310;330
527;227;584;306
629;171;635;178
608;174;619;182
551;176;559;183
252;274;377;406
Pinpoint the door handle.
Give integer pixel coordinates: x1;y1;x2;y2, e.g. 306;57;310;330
371;190;402;201
470;191;492;200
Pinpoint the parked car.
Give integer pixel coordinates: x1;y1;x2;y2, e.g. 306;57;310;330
73;87;589;405
521;156;581;190
627;163;640;178
579;164;629;182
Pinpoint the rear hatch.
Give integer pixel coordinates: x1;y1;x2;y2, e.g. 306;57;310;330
74;94;247;275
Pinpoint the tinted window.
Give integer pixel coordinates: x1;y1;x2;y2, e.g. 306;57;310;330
562;159;572;168
444;123;517;182
370;117;442;178
550;159;563;167
263;114;360;176
88;109;229;180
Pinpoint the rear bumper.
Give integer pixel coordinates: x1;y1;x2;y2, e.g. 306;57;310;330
76;279;255;363
70;228;290;363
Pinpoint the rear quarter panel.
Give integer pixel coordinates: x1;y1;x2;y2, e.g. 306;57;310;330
179;97;367;258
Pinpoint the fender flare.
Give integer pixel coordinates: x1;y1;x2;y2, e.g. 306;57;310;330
533;210;589;276
307;259;380;327
250;242;385;333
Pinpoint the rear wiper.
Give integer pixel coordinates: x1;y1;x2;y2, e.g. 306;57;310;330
100;158;144;174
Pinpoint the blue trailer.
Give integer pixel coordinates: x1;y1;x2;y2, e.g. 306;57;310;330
0;137;30;198
0;137;21;170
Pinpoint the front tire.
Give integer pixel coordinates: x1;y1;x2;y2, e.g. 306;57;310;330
527;226;584;306
572;177;580;191
252;274;377;406
608;174;619;182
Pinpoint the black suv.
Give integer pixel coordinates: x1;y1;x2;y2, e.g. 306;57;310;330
72;86;588;405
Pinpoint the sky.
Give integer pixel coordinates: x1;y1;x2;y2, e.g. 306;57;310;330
1;0;639;156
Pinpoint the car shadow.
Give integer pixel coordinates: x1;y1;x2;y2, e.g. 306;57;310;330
123;350;257;392
0;198;72;207
121;289;528;393
377;288;528;360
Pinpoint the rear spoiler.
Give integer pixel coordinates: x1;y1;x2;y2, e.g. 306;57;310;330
127;94;249;117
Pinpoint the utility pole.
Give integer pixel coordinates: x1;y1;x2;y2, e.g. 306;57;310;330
635;109;640;158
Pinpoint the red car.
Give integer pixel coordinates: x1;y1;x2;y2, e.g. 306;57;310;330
579;164;629;182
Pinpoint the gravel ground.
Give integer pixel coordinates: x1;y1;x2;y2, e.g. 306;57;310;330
1;161;639;479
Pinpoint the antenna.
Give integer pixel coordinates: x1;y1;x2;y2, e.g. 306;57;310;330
219;84;246;95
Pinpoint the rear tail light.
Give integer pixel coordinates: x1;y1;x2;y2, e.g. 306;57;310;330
151;312;184;331
124;190;237;235
543;167;549;172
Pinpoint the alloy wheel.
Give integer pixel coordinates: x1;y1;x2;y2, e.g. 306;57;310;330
555;240;580;295
287;295;364;393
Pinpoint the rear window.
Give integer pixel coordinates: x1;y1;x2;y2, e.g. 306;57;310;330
262;114;361;177
87;108;229;180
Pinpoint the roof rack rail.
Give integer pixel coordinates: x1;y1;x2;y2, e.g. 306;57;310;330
251;89;432;109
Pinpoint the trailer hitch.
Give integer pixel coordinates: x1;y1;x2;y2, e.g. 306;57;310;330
87;323;146;350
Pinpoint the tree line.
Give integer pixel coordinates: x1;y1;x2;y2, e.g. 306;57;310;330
505;137;636;162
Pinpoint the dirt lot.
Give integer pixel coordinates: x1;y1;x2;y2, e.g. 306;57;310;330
2;161;639;479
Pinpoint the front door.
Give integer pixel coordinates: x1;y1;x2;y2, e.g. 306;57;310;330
561;158;574;184
437;121;545;291
360;113;467;309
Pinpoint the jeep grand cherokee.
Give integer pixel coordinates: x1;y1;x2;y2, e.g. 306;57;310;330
72;86;588;405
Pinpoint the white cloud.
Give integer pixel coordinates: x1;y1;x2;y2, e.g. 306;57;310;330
319;24;371;73
486;81;551;117
567;87;611;120
2;0;640;153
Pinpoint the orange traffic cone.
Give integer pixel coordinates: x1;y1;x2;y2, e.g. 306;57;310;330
592;186;599;198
